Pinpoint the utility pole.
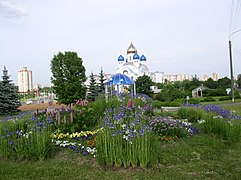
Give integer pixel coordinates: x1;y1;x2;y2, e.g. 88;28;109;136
229;29;241;103
229;40;235;103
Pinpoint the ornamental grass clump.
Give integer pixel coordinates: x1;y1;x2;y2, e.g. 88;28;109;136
177;107;205;122
201;114;241;142
0;112;53;160
180;104;241;142
96;98;159;167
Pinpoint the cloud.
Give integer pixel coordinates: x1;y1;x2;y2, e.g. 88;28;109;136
0;0;26;18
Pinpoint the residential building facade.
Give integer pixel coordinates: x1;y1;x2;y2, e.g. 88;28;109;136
18;67;33;93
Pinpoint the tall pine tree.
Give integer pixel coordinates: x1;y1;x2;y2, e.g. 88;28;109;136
87;72;98;101
0;66;20;115
98;67;106;94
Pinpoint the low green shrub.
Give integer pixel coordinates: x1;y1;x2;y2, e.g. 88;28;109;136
150;117;198;140
177;107;206;122
187;98;200;104
152;100;162;109
234;90;241;99
153;101;180;107
219;96;231;101
200;97;216;102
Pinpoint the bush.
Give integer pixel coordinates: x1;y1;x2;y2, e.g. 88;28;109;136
177;107;206;122
187;98;200;104
201;97;216;102
203;88;226;97
152;100;162;109
234;90;241;99
218;91;241;101
150;116;198;140
219;96;231;101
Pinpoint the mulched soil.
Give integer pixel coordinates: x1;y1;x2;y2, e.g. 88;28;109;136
18;102;64;111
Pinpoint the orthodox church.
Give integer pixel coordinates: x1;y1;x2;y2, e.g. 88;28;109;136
116;43;149;81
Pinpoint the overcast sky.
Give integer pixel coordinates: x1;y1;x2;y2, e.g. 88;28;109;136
0;0;241;85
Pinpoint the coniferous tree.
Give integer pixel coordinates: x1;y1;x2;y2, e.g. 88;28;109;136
87;72;97;101
98;67;106;94
50;52;87;106
0;66;20;115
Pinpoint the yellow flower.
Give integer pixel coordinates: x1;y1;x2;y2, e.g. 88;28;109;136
58;133;64;139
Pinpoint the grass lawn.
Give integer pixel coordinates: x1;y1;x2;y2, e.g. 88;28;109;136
201;99;241;105
1;134;241;179
221;104;241;116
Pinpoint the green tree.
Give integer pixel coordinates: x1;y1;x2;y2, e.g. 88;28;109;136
155;84;187;102
98;67;106;94
203;78;219;89
50;52;87;106
0;66;20;115
87;72;98;101
38;86;53;93
237;74;241;88
135;75;154;96
155;82;164;89
217;77;231;88
192;74;200;84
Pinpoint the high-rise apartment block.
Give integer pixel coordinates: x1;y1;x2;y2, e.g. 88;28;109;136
212;73;219;81
201;73;219;81
163;74;191;82
18;67;33;93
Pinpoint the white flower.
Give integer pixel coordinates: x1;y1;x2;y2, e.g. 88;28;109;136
125;129;130;134
122;124;127;129
213;115;223;119
198;119;206;124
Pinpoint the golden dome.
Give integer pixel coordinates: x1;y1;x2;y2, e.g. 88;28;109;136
127;43;137;54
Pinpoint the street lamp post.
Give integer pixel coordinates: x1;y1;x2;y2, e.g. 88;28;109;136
229;29;241;103
229;40;235;103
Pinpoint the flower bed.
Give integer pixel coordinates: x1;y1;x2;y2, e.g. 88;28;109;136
3;96;241;168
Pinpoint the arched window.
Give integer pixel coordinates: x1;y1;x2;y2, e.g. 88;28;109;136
123;70;128;75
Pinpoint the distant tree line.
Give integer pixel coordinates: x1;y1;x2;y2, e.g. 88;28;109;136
153;76;241;102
